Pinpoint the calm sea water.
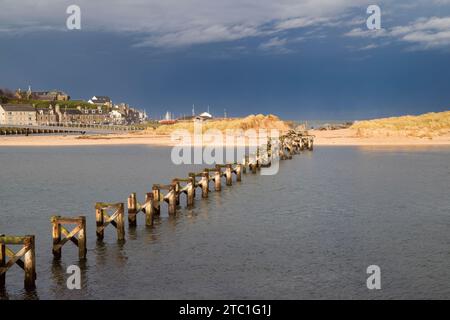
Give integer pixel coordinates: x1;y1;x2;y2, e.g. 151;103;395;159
0;145;449;299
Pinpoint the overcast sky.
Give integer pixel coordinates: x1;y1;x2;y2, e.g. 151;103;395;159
0;0;449;120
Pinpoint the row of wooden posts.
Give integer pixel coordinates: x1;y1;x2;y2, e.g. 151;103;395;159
0;130;314;290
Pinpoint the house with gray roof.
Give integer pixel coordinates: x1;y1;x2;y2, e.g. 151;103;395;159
0;104;37;126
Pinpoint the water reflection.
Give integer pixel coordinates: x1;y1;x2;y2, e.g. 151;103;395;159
0;146;449;299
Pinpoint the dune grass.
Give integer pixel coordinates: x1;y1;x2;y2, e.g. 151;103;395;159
151;114;291;134
351;110;450;138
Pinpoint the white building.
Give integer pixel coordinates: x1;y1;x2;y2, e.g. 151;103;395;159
0;104;37;126
199;112;212;119
88;96;112;108
109;109;125;124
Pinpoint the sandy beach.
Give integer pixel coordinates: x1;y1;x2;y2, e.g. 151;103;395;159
1;128;450;147
311;129;450;146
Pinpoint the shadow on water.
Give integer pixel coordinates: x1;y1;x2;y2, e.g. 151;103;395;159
0;284;40;301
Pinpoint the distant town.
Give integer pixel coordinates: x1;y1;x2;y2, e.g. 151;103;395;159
0;86;149;127
0;87;221;127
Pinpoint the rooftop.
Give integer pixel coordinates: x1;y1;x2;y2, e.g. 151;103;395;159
0;104;36;112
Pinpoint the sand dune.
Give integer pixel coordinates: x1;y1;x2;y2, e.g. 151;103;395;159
1;111;450;147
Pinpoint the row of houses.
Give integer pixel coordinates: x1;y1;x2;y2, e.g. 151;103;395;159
0;103;147;126
8;87;148;125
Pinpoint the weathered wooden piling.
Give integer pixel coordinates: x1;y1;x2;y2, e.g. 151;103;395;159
127;192;138;226
95;203;125;241
256;147;261;169
167;184;177;215
308;137;314;151
214;169;221;191
0;235;36;290
225;164;233;186
188;173;197;197
173;180;181;206
144;192;155;226
251;160;257;174
127;192;156;226
243;155;249;174
201;171;209;198
187;177;195;207
234;164;242;182
50;216;87;260
152;185;161;217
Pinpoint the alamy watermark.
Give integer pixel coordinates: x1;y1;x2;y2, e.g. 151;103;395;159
366;265;381;290
66;265;81;290
366;5;381;30
170;120;281;175
66;5;81;30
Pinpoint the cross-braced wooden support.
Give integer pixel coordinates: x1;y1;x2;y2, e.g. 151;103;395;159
95;203;125;241
128;192;155;227
153;183;178;216
167;184;177;215
215;164;235;186
51;216;86;260
0;235;36;290
172;178;195;208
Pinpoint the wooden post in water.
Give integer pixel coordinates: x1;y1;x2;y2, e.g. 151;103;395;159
51;217;62;259
78;217;87;259
225;164;232;186
201;171;209;198
243;156;249;174
308;137;314;151
144;192;155;226
279;144;286;160
116;203;125;241
235;164;242;182
173;180;181;206
214;169;221;191
189;173;197;197
187;177;195;207
0;235;37;290
50;216;87;260
168;184;177;215
95;207;104;240
127;192;138;226
152;185;161;217
287;143;293;159
256;147;261;169
23;235;36;290
95;203;125;241
251;159;257;174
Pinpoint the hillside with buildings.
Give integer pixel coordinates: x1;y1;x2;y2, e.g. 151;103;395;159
0;87;148;126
